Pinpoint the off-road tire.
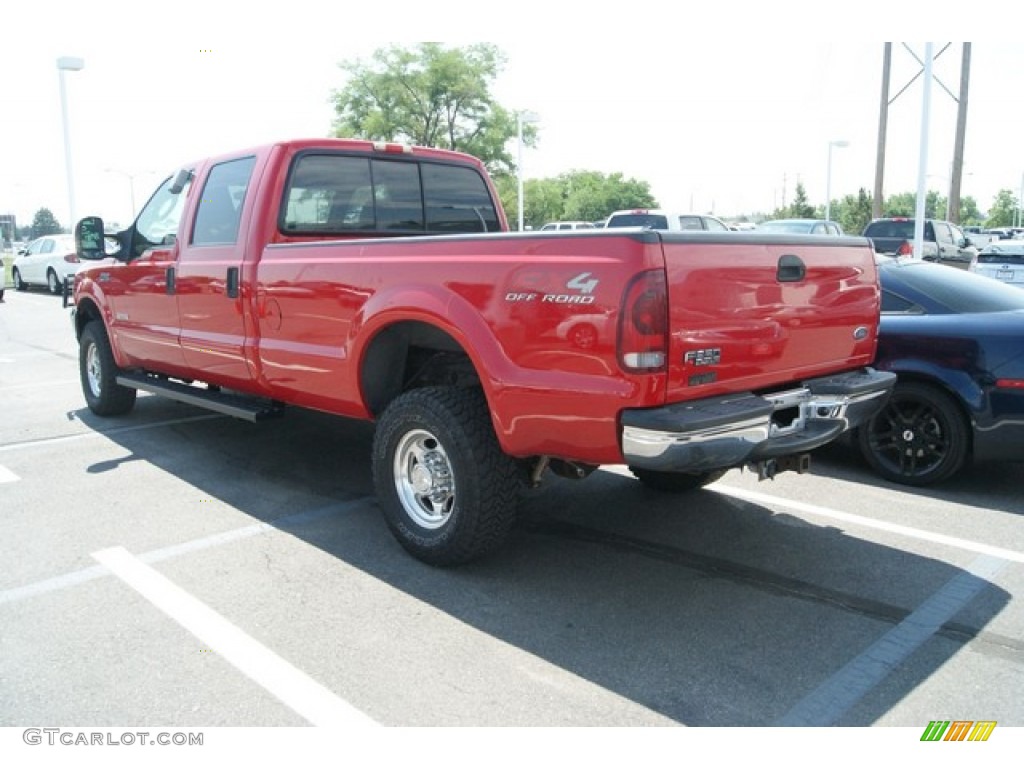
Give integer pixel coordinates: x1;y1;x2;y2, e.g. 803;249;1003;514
372;386;519;566
80;322;137;416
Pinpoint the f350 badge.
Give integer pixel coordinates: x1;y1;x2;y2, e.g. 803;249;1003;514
684;348;721;365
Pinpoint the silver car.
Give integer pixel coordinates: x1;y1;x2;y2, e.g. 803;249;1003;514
969;241;1024;289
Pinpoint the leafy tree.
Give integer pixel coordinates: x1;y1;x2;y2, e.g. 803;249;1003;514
985;189;1020;228
331;43;533;174
773;182;816;219
882;190;945;219
834;188;874;235
31;208;61;237
957;196;983;226
561;170;656;222
494;170;657;229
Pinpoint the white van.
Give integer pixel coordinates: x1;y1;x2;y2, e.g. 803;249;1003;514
604;209;731;232
540;221;597;231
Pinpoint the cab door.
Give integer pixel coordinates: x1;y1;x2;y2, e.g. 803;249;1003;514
107;174;193;372
174;155;259;389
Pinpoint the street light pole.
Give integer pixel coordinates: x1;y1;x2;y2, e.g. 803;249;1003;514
825;139;849;222
516;110;539;232
57;56;85;231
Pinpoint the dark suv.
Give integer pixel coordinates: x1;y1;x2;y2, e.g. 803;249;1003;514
862;218;977;267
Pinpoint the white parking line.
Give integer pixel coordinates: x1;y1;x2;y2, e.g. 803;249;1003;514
600;466;1024;564
713;484;1024;565
0;465;18;483
94;546;377;728
0;500;367;606
0;413;226;453
776;554;1008;726
0;378;79;391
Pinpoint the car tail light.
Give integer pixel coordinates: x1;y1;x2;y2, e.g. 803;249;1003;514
64;253;79;263
618;269;667;372
996;379;1024;390
897;240;913;256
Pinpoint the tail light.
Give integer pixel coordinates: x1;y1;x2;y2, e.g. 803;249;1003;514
618;269;667;372
897;240;913;256
64;253;80;263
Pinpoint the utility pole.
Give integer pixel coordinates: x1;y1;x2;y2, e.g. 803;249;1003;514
873;43;891;220
948;43;971;225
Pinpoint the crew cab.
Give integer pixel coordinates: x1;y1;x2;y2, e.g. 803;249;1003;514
862;217;976;267
70;138;894;565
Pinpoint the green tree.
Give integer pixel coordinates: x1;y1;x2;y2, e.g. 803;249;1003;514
331;43;533;174
774;182;816;219
494;170;658;229
882;190;945;219
561;170;656;222
833;188;874;235
31;208;61;237
985;189;1020;228
957;196;983;226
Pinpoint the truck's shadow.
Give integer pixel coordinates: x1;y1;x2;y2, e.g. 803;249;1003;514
75;396;1016;726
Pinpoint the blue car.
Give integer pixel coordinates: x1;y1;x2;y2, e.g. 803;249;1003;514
857;257;1024;485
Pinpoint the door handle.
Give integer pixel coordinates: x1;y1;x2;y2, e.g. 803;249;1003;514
165;267;176;295
226;267;239;299
777;254;806;283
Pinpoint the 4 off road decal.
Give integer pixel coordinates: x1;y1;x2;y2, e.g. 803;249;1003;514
506;272;599;304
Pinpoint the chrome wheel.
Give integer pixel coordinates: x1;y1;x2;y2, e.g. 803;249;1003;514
393;428;456;529
86;341;103;398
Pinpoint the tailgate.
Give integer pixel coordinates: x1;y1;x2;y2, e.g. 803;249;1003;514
660;233;881;401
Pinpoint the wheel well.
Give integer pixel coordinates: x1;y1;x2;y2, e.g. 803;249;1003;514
360;321;482;416
74;299;103;340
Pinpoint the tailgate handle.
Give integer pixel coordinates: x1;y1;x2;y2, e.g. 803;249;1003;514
226;267;239;299
777;254;806;282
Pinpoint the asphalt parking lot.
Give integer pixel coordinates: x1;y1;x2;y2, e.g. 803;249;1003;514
1;285;1022;736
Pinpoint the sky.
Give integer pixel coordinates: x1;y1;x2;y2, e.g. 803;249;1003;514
2;2;1023;233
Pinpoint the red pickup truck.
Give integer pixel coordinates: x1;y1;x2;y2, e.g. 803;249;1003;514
71;138;894;564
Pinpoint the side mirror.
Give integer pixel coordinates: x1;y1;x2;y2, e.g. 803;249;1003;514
75;216;108;260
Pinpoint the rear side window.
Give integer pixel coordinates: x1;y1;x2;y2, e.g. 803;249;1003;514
192;156;256;246
607;214;669;229
280;153;498;235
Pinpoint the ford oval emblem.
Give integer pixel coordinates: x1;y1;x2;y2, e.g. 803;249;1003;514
853;326;869;341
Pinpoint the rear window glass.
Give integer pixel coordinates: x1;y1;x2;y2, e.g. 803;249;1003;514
882;261;1024;313
864;220;916;239
607;214;669;229
977;247;1024;265
280;153;499;235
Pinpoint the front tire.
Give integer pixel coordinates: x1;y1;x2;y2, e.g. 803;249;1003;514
856;381;969;486
629;467;727;492
372;387;519;566
13;268;26;291
80;322;137;416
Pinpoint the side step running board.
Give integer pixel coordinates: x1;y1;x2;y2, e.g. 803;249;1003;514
116;374;284;423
